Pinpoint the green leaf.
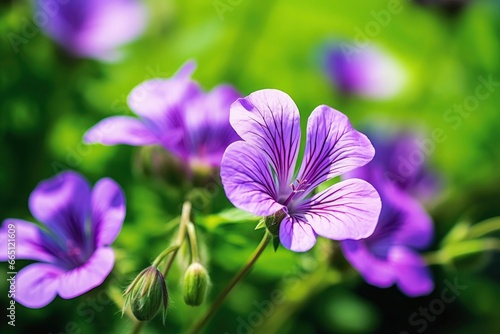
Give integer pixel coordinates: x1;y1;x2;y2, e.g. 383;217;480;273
273;237;280;252
201;208;260;231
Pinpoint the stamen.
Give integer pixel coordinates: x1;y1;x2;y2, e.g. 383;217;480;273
283;179;309;206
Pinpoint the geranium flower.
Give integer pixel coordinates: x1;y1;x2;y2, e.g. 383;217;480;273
36;0;147;61
340;161;434;296
325;44;406;99
0;171;125;308
221;89;381;252
84;61;241;171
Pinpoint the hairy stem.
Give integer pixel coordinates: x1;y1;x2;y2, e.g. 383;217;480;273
130;201;192;334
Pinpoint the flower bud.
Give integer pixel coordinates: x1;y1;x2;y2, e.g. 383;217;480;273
264;209;287;237
183;262;209;306
123;266;168;322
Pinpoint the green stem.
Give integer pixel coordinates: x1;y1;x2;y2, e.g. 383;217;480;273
130;321;143;334
130;201;192;334
466;218;500;239
187;231;272;334
152;245;180;268
187;222;199;263
162;201;192;277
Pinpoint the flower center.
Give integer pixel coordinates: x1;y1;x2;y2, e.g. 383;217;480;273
283;179;309;206
58;239;93;269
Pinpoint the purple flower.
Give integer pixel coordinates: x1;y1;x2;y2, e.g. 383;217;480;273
325;45;406;99
84;61;241;170
0;171;125;308
36;0;147;61
365;131;440;201
340;159;434;296
220;89;382;252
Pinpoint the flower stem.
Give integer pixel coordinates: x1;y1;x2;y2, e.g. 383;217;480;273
425;238;500;265
187;222;199;263
130;321;144;334
151;245;180;268
130;201;192;334
187;230;272;334
162;201;192;277
466;218;500;239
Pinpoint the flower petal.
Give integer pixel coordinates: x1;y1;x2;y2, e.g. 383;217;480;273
340;240;395;287
38;0;147;61
389;246;434;296
230;89;301;189
0;219;57;263
381;184;433;249
296;105;374;196
29;171;91;246
295;179;381;241
58;247;115;299
279;216;317;252
91;178;126;247
15;263;64;308
74;0;148;60
84;116;159;146
183;84;240;166
221;141;283;217
127;66;201;140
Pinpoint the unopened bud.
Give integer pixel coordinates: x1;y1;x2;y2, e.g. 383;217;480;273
264;209;287;237
183;262;209;306
123;266;168;322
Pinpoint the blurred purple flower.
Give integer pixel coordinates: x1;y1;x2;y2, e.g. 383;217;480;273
84;61;241;171
340;154;434;296
221;89;381;252
0;171;125;308
365;131;440;201
325;45;406;99
37;0;147;61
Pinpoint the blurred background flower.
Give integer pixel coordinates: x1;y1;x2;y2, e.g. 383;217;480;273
324;44;407;100
36;0;148;61
0;171;125;308
84;61;240;176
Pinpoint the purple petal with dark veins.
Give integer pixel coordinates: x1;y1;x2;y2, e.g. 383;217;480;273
293;178;381;241
230;89;301;191
279;216;317;252
296;105;374;198
221;141;284;217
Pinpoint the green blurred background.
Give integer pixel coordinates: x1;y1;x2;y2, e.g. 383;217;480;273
2;0;500;333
